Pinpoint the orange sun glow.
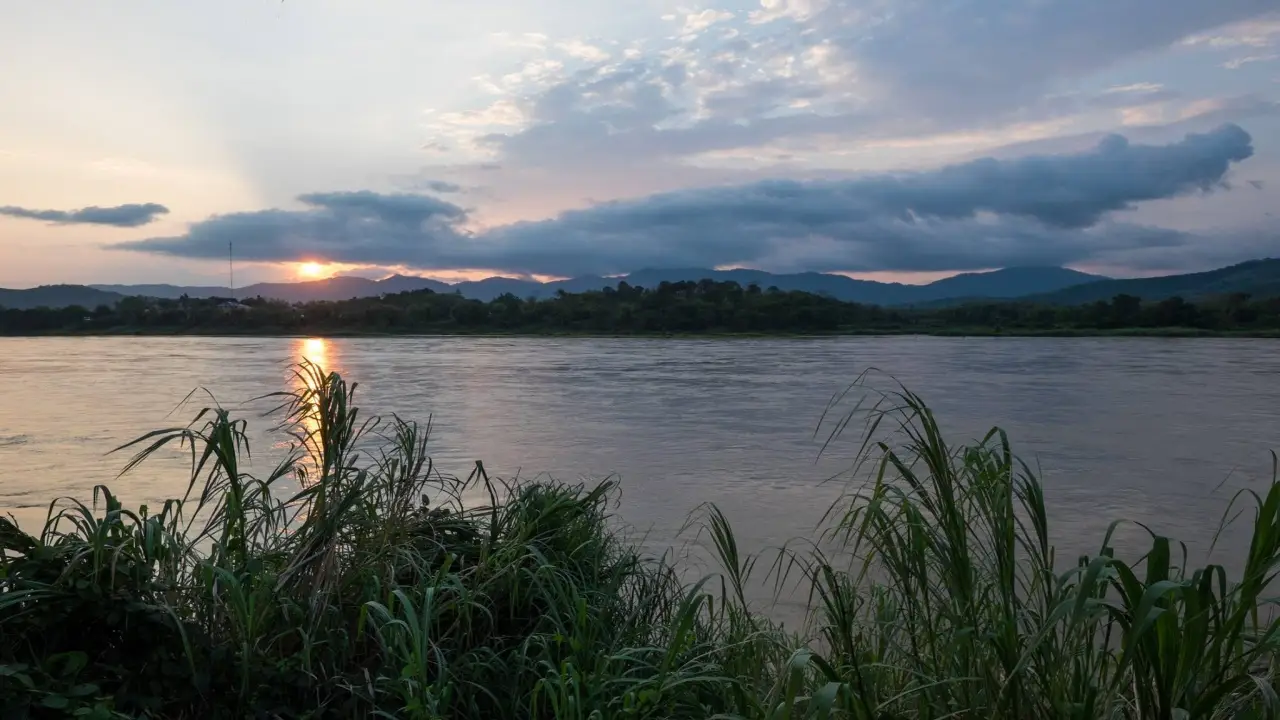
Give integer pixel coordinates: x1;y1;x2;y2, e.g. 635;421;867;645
298;262;325;278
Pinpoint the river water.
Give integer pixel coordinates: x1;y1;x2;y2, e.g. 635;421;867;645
2;336;1279;596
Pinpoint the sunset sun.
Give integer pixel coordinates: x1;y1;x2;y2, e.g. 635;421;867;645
298;262;325;278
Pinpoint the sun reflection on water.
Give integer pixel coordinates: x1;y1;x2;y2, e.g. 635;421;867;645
289;338;337;487
301;337;328;368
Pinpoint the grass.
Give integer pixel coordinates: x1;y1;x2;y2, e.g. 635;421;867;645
2;361;1280;718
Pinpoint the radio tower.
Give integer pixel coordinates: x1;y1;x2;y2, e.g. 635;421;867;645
228;241;234;297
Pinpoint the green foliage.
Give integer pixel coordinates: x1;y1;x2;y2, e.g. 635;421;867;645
5;280;1280;335
3;363;1280;718
792;385;1280;719
0;362;758;718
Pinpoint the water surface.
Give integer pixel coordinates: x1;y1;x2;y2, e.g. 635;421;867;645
2;336;1278;586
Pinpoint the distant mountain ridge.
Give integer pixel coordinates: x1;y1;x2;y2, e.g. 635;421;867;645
1026;258;1280;305
0;285;125;311
89;275;455;304
82;265;1105;305
3;260;1278;311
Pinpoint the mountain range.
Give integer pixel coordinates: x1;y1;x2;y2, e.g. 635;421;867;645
0;284;128;312
1;260;1278;311
1022;258;1280;306
83;266;1102;307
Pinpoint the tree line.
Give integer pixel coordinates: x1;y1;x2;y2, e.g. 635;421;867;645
3;279;1280;335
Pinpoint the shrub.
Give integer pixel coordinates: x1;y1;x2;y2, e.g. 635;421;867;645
3;362;1279;718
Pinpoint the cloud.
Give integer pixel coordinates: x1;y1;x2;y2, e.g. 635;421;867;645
962;95;1279;160
1103;83;1166;95
1088;84;1183;112
115;125;1258;275
1092;226;1280;273
466;124;1254;274
118;192;468;264
1182;16;1280;48
749;0;827;24
832;0;1265;124
471;50;867;170
556;39;610;62
0;202;169;227
489;32;549;51
1223;54;1278;69
682;9;735;34
421;180;464;194
430;1;1270;180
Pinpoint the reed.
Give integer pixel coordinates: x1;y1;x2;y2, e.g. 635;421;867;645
2;361;1278;719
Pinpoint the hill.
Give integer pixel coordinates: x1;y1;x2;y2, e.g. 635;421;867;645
0;285;124;310
90;283;229;299
1028;259;1280;305
16;260;1280;310
82;266;1104;305
918;267;1104;303
231;275;452;303
92;274;452;303
452;276;549;300
451;266;1105;303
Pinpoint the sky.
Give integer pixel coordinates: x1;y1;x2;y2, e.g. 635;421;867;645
1;0;1278;288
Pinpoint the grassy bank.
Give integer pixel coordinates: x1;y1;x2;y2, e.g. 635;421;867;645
3;363;1280;718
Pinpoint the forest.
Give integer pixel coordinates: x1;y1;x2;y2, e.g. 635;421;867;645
3;279;1280;335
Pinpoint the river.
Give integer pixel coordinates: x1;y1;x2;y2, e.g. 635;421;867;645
2;336;1278;591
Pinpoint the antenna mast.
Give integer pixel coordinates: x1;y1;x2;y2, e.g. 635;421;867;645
228;241;234;296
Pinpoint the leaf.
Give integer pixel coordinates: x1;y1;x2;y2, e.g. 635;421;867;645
67;683;99;697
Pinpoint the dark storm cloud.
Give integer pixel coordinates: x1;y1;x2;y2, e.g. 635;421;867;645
118;192;469;264
1088;227;1280;273
114;124;1257;274
0;202;169;227
898;123;1253;228
295;191;466;223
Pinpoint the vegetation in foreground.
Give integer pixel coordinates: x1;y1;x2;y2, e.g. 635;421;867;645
4;279;1280;337
3;364;1280;719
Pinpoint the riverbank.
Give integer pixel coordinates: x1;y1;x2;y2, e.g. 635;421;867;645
6;279;1280;338
4;362;1280;718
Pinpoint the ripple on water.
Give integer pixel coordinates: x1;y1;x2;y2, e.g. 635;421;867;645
3;335;1280;598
